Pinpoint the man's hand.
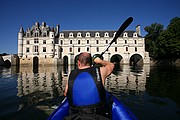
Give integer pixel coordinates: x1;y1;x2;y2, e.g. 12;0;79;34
94;57;102;64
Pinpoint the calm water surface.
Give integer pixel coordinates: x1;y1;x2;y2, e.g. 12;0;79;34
0;65;180;120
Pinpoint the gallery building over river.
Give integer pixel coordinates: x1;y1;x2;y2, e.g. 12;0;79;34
18;22;150;66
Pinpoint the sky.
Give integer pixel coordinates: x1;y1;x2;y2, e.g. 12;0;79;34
0;0;179;54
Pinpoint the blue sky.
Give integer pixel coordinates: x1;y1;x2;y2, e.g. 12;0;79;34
0;0;179;54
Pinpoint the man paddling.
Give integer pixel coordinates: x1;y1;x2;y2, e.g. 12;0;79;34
64;52;114;119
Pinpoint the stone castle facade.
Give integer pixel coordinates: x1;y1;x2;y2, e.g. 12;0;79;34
18;22;150;66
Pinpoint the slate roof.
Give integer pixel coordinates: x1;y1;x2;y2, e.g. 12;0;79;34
61;30;142;38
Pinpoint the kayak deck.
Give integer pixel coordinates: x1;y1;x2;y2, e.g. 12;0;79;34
48;92;137;120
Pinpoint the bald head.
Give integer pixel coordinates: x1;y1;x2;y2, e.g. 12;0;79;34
78;52;92;66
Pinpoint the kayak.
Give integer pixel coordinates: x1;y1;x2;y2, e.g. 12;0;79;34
47;92;137;120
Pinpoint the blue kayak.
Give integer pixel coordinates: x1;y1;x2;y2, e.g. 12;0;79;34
47;92;137;120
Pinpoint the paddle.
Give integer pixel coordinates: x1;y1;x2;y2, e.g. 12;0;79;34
93;17;133;65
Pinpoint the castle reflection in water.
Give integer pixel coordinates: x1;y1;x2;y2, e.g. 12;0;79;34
16;64;150;106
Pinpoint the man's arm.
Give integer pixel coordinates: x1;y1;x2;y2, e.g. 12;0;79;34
94;57;114;85
64;83;68;96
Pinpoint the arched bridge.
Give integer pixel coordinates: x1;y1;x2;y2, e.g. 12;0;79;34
0;54;19;67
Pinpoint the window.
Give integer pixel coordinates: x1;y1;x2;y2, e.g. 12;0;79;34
26;48;29;53
115;40;117;44
126;47;128;51
27;40;30;44
96;47;99;52
78;47;80;52
135;47;137;52
86;33;90;37
125;40;127;44
87;47;89;52
96;40;99;44
106;40;108;44
78;40;80;44
69;33;73;37
134;40;137;44
77;33;81;37
42;32;46;37
95;32;100;37
35;32;39;37
115;47;117;52
34;38;39;43
61;40;63;45
133;33;137;37
27;33;30;37
70;40;72;44
123;33;128;37
34;46;38;52
87;40;89;44
105;32;109;37
43;40;46;44
43;47;46;52
69;47;72;52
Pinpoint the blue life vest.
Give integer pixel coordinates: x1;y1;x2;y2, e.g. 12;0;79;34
67;66;106;107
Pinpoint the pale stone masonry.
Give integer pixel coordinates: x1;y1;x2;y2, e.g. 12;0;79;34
18;22;150;66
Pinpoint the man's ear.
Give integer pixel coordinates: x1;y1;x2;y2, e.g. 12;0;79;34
78;60;81;67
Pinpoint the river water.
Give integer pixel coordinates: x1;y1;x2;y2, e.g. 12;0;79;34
0;65;180;120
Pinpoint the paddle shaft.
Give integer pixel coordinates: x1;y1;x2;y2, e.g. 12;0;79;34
99;17;133;58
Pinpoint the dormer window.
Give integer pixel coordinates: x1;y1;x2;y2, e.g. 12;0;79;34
133;33;137;37
86;32;90;37
26;33;30;37
95;32;100;37
123;33;128;37
42;32;47;37
77;32;81;37
69;33;73;37
60;33;64;37
104;32;109;37
35;32;39;37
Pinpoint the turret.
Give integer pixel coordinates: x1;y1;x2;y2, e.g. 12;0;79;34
18;27;24;58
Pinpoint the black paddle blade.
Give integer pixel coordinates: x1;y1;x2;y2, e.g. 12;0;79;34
110;17;133;44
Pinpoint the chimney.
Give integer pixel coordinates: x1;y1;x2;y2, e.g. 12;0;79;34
55;24;60;37
136;25;141;36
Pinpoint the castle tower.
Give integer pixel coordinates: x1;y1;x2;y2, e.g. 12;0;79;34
18;27;24;58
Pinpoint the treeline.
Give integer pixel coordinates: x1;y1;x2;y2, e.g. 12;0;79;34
0;53;9;56
144;17;180;60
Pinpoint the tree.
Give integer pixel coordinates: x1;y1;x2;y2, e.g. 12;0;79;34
144;23;164;58
157;17;180;59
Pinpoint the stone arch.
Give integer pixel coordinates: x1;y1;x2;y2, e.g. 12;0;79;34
4;60;11;68
110;54;123;64
110;54;123;71
129;54;143;66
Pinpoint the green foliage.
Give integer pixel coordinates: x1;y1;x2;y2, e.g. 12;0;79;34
156;17;180;59
144;23;164;58
144;17;180;60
